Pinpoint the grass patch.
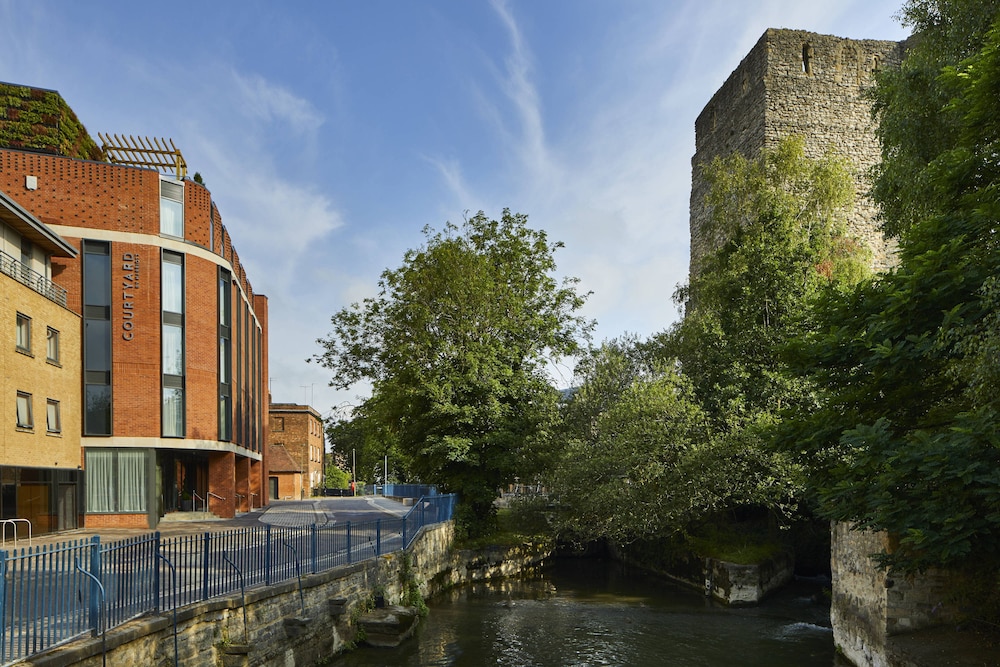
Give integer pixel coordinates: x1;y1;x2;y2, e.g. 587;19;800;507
687;521;786;565
456;501;554;550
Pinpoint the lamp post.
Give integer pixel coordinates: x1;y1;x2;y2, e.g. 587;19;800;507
352;448;356;496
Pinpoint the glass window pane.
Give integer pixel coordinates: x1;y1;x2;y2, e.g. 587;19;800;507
46;400;60;432
16;393;32;428
163;324;184;376
85;320;111;372
85;384;112;435
160;197;183;237
47;328;59;362
162;258;184;314
163;387;184;437
86;450;116;512
84;252;111;307
117;450;147;512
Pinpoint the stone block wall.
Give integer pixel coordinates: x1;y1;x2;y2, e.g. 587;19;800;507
23;522;553;667
831;522;964;667
690;29;905;277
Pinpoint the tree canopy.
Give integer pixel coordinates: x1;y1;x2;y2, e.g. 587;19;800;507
782;1;1000;573
314;210;592;536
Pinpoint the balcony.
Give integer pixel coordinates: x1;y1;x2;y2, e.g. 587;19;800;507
0;251;68;308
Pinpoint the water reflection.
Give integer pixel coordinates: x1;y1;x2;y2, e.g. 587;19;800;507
334;558;842;666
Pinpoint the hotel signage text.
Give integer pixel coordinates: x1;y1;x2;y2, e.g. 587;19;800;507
122;252;140;340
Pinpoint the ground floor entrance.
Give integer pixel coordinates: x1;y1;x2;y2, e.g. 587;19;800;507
0;466;82;538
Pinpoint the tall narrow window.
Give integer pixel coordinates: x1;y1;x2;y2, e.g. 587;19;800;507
46;399;61;433
802;43;814;75
16;392;32;429
218;268;232;441
162;251;185;437
15;313;30;353
160;178;184;237
46;327;59;363
83;240;112;435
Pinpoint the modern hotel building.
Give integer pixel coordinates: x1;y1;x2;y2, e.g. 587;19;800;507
0;82;269;530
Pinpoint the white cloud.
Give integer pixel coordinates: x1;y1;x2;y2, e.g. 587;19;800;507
232;72;325;136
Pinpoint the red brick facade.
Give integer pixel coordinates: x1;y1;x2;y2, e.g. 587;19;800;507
0;85;270;529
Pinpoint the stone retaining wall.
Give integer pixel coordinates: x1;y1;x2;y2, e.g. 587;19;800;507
22;523;552;667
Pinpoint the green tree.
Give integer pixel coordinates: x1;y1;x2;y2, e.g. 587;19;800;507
314;210;592;537
662;136;864;431
551;338;802;546
783;5;1000;573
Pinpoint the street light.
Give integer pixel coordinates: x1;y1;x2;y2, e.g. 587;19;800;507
352;448;357;496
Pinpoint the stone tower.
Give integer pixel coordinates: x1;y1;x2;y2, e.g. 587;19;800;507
689;29;906;276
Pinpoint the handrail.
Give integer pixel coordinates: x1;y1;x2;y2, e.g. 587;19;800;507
191;491;206;513
207;492;225;513
0;518;31;547
249;492;259;509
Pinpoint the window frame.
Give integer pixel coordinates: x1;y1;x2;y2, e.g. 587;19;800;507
16;392;33;429
46;398;61;433
159;177;185;238
46;327;60;364
16;313;31;353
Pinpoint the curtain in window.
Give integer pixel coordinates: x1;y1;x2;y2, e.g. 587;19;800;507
163;387;184;437
162;324;184;376
161;260;183;313
86;450;115;512
117;450;147;512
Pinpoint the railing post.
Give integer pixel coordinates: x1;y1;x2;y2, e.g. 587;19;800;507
346;522;352;564
88;536;102;636
376;520;381;557
0;551;7;661
201;532;211;601
310;525;318;574
153;532;162;614
264;524;272;586
402;514;407;549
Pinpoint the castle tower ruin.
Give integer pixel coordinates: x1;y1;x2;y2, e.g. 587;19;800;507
689;29;905;276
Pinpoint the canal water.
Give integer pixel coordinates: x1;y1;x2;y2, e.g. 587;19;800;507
334;557;845;666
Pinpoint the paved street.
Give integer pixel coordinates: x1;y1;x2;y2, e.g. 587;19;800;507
18;496;411;550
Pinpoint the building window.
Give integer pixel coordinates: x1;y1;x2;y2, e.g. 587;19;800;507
83;240;112;435
85;449;148;513
219;268;232;441
16;313;30;353
16;392;32;429
272;416;284;432
46;327;59;364
160;179;184;237
46;399;60;433
162;251;185;437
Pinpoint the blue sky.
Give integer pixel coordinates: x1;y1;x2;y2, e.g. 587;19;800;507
0;0;910;418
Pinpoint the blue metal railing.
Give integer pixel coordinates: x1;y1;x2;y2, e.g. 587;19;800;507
0;494;455;665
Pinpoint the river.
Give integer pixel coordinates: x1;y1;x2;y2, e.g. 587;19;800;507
333;557;846;666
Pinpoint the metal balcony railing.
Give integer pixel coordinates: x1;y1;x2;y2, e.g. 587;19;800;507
0;250;68;308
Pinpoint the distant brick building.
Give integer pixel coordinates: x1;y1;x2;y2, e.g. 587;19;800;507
267;404;324;500
0;81;269;529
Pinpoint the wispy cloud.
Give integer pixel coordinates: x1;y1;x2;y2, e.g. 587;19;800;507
232;72;325;136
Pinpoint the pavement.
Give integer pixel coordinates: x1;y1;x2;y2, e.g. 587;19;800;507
12;496;411;550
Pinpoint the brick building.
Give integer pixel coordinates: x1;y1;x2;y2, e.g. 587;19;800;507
0;189;82;535
0;82;269;529
267;404;324;500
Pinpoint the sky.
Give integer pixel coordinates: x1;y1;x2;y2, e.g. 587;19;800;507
0;0;911;420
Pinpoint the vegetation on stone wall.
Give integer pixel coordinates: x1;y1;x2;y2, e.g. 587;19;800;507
0;83;101;160
781;0;1000;576
547;137;864;551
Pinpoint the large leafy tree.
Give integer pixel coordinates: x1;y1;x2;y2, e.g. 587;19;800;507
314;210;592;536
551;338;800;546
783;2;1000;573
661;136;864;432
